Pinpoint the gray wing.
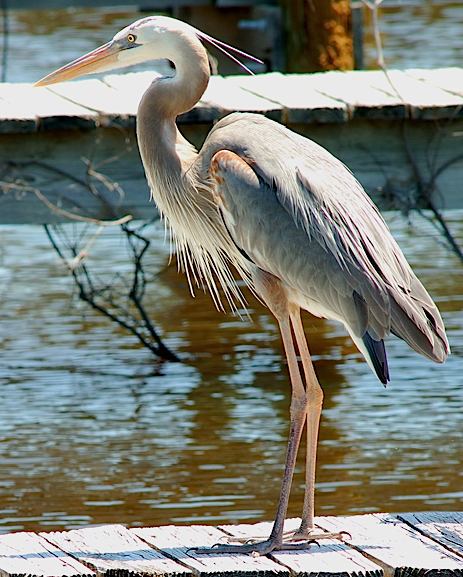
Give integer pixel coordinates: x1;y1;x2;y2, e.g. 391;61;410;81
197;113;449;381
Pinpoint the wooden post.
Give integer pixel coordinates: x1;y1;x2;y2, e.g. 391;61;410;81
280;0;354;72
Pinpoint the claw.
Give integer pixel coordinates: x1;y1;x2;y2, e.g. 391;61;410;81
283;529;350;544
221;536;258;544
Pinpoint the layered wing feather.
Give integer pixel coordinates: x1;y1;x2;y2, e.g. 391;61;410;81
196;113;449;379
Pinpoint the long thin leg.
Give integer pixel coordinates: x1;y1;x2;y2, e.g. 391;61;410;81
285;308;347;543
266;314;308;544
195;274;309;556
289;307;323;535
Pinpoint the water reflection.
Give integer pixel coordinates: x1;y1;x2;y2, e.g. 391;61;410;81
0;211;461;533
363;2;463;69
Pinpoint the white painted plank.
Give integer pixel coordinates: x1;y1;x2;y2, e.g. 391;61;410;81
1;68;463;134
388;69;463;118
103;71;224;123
219;518;383;577
42;524;190;577
0;84;97;119
0;97;37;131
227;72;337;107
0;531;94;577
105;72;280;117
133;524;288;575
103;72;280;122
405;67;463;98
102;71;165;113
398;512;463;559
310;70;404;102
317;513;463;572
227;72;347;122
202;75;281;113
48;79;129;115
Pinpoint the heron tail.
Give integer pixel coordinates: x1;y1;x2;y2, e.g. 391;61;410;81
389;278;449;364
362;333;390;385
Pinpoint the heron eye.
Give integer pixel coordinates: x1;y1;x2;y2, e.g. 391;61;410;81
127;33;136;43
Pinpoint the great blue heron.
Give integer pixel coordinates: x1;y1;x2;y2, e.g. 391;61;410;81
36;16;449;555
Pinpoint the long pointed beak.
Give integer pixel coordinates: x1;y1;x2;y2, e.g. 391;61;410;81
35;41;120;86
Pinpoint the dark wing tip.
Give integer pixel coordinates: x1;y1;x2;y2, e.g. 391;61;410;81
363;332;390;385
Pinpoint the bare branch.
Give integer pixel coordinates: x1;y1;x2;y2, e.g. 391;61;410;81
45;221;179;362
360;0;404;102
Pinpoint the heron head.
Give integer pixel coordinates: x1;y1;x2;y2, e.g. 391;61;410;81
35;16;262;87
34;16;194;86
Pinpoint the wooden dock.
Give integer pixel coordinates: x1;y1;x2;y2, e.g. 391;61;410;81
1;67;463;224
1;513;462;577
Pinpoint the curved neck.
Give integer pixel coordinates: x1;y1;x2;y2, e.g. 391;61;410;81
136;30;210;228
136;29;209;192
139;29;210;121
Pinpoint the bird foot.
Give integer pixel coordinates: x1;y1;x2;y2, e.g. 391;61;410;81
192;535;318;556
191;528;350;556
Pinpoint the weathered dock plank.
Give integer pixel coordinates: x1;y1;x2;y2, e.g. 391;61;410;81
42;524;191;577
0;515;462;577
317;513;463;575
227;73;347;123
133;524;288;576
202;75;282;117
48;79;134;118
406;68;463;99
387;70;463;120
219;518;383;577
305;70;408;119
398;512;463;559
0;531;95;577
4;68;463;133
2;68;463;223
0;83;98;131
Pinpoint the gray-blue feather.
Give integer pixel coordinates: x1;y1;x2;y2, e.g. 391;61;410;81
197;113;449;381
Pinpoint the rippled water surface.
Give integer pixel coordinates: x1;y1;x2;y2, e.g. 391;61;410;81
0;211;462;533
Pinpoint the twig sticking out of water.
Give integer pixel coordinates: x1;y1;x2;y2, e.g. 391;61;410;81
44;221;179;362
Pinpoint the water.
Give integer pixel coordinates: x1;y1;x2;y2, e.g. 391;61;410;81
0;0;462;534
362;1;463;70
0;211;462;533
2;2;463;82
